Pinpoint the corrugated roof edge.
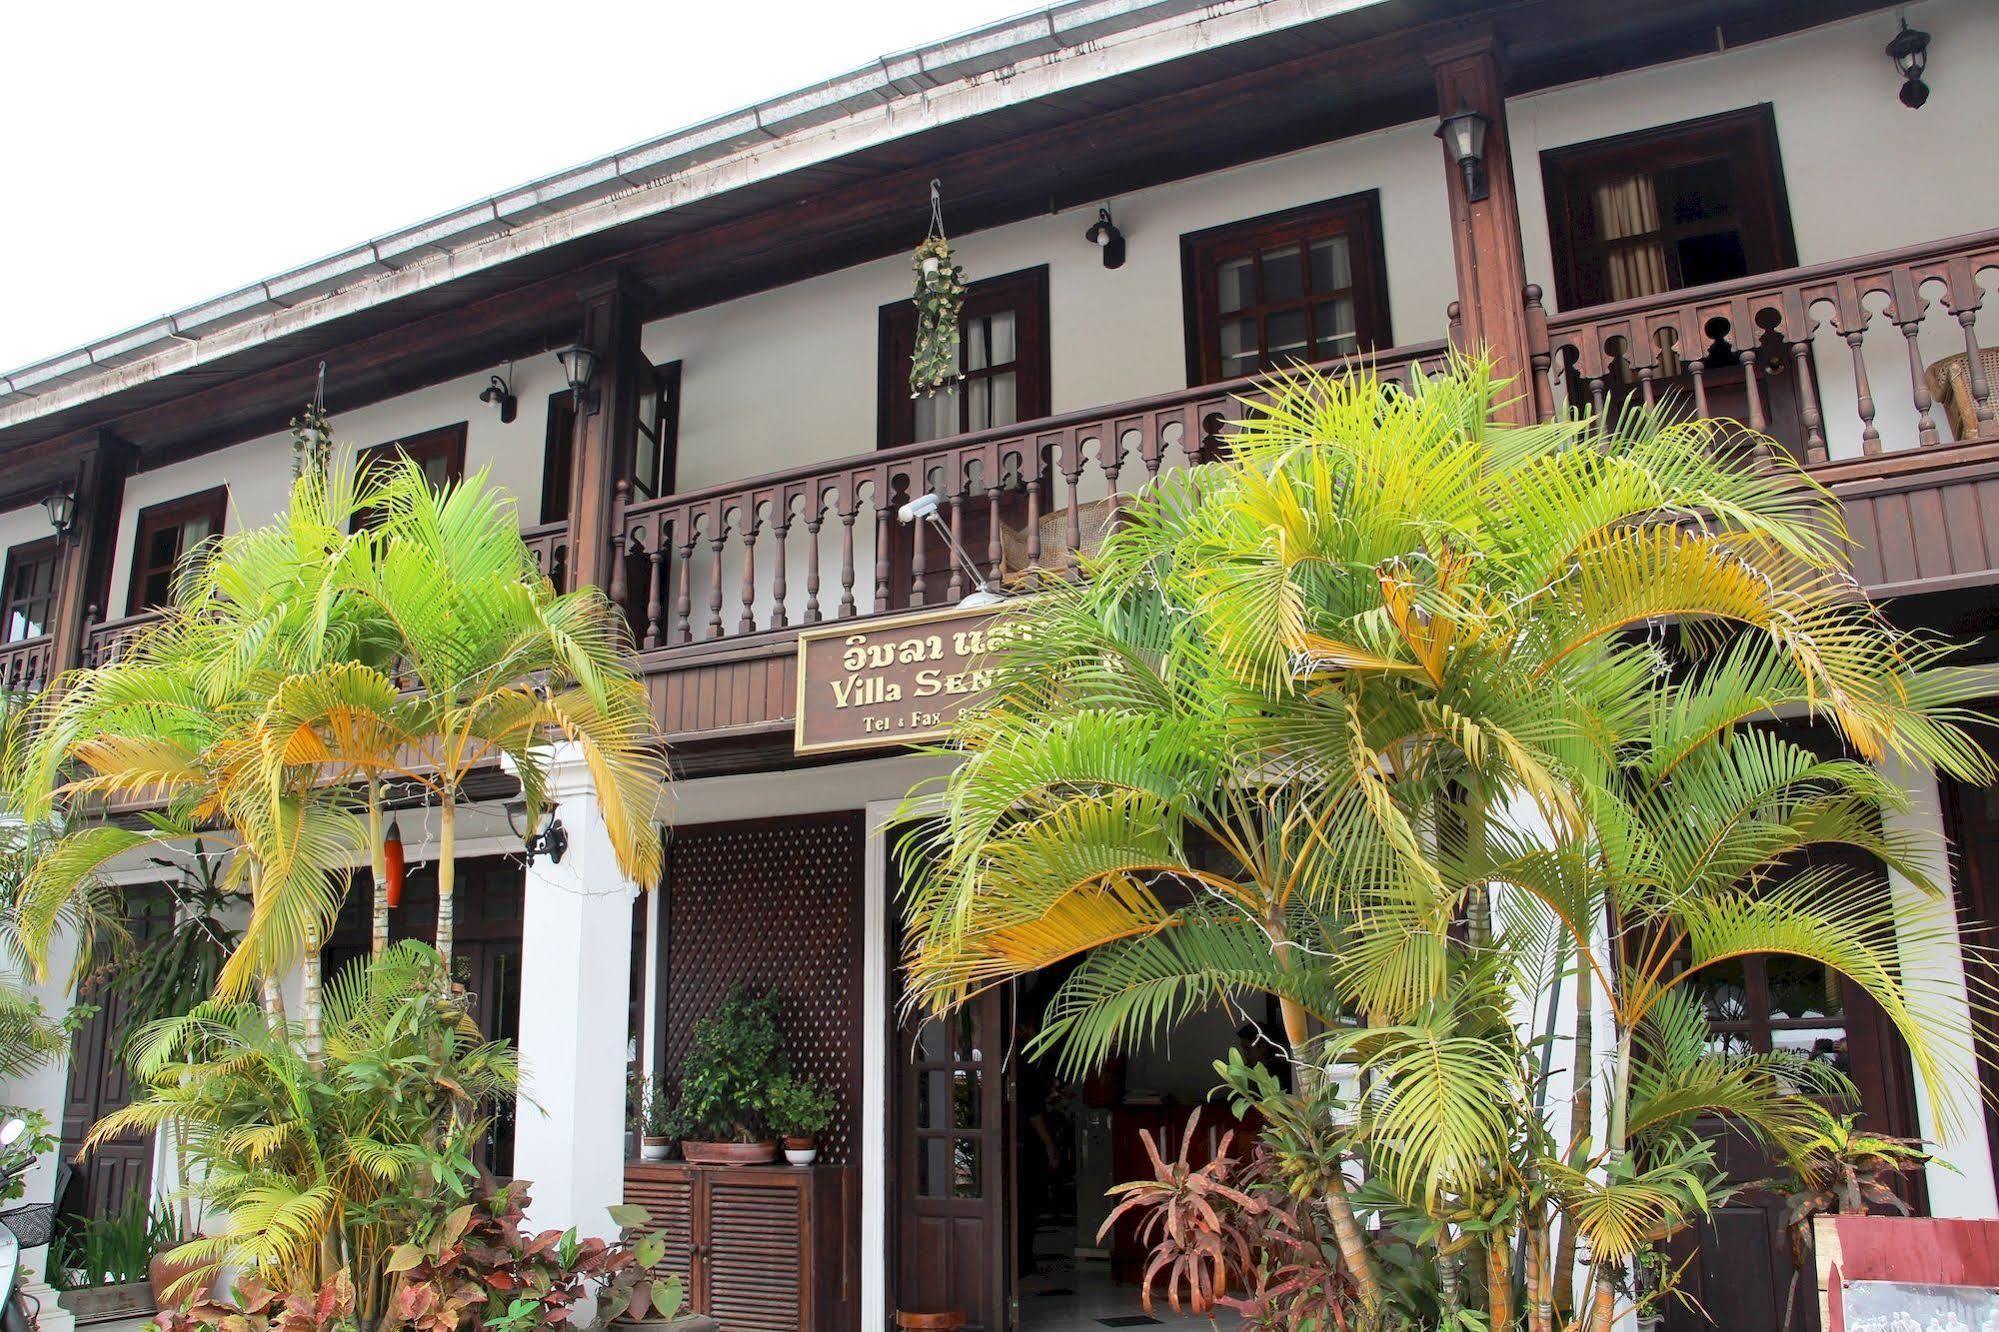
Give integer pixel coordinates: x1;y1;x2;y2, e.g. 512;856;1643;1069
0;0;1391;430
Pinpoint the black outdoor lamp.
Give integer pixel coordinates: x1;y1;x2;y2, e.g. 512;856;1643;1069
506;799;569;866
41;489;75;541
554;344;601;416
1435;101;1493;203
1084;207;1126;270
479;373;518;423
1886;18;1931;109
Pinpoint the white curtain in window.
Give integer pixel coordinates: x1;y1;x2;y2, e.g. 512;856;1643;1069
1594;173;1670;302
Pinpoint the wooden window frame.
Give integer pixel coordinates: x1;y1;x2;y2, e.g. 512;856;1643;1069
1179;191;1393;388
540;390;577;525
359;422;468;488
1540;104;1798;312
126;486;228;615
877;265;1051;450
0;538;61;643
629;360;682;502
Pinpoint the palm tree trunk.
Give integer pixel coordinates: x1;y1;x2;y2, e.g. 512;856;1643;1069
301;931;324;1066
435;794;456;992
259;973;287;1029
1488;1228;1514;1331
1589;1269;1617;1332
368;777;389;958
1269;915;1385;1316
1554;962;1592;1317
1526;1218;1553;1332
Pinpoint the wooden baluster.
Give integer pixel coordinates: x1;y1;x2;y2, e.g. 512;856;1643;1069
986;478;1003;587
707;521;727;640
771;503;791;631
1587;373;1608;425
1062;444;1086;579
1955;306;1995;434
1026;452;1044;571
909;486;929;607
1840;328;1882;456
674;523;696;644
1523;287;1553;423
643;532;666;650
1892;273;1941;448
1790;339;1827;463
838;496;860;619
738;509;760;635
1688;355;1710;420
1736;348;1768;434
803;501;824;625
1635;361;1657;412
608;479;631;609
946;485;966;601
874;501;893;613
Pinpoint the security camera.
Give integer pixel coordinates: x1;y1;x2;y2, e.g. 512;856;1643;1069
898;492;942;524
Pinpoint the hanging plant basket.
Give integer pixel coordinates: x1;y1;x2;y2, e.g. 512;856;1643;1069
909;187;967;401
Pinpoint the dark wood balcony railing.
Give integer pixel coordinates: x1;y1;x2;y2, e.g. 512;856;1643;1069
83;609;166;669
522;519;570;593
0;636;55;694
1527;228;1999;462
612;338;1452;653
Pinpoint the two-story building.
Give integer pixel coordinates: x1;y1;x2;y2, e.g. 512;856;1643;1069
2;1;1996;1328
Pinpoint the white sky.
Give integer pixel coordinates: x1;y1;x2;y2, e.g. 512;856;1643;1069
0;0;1040;374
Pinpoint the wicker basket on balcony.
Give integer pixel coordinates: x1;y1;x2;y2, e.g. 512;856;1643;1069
998;493;1130;583
1924;349;1999;443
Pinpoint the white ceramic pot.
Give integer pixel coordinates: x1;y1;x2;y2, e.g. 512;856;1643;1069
640;1136;671;1162
782;1139;818;1166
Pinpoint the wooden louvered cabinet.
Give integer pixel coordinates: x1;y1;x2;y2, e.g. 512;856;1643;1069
624;1161;855;1332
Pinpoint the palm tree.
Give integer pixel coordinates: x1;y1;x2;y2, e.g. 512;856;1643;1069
251;454;667;981
898;360;1990;1329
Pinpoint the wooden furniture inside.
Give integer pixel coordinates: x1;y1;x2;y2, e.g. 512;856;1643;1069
624;1160;856;1332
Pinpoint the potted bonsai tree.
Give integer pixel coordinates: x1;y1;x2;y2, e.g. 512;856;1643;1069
766;1073;834;1166
670;986;785;1165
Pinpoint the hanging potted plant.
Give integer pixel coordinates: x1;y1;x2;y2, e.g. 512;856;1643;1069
767;1074;835;1166
908;180;966;403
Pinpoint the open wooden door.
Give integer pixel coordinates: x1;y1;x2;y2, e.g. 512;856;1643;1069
895;993;1013;1332
891;821;1015;1332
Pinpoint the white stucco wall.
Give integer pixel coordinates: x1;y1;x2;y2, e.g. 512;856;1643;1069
100;355;572;620
1509;0;1999;460
647;115;1457;494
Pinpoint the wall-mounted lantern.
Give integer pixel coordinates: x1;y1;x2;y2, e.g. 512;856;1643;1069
1084;207;1126;270
1435;101;1493;203
554;344;601;416
479;373;518;423
41;490;75;541
507;800;569;865
1886;19;1932;109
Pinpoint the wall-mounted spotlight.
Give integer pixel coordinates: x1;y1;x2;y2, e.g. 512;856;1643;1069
554;344;601;416
1886;18;1931;109
898;492;1007;608
479;373;518;423
1084;207;1126;270
506;800;569;865
41;490;75;541
1435;101;1494;203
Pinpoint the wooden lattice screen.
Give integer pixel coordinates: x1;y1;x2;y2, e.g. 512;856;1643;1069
661;811;866;1164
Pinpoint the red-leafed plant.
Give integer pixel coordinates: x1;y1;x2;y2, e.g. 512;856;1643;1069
154;1271;358;1332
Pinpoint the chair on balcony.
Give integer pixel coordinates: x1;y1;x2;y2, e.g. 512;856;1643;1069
997;493;1129;584
1925;348;1999;442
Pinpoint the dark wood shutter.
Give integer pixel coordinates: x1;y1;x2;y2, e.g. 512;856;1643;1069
622;1167;696;1294
705;1172;806;1330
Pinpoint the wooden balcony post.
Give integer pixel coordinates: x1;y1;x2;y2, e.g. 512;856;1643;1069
566;277;645;593
1429;33;1536;425
51;429;135;676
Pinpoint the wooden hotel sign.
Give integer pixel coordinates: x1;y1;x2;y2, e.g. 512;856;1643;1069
794;604;1003;755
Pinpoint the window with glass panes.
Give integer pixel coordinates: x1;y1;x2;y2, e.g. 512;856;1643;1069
880;267;1049;449
354;424;467;532
1182;193;1391;386
126;487;228;615
0;540;60;643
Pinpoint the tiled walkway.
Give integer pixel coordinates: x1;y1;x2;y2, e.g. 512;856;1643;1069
1017;1229;1241;1332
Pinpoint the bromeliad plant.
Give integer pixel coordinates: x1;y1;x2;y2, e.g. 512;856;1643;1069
898;360;1993;1331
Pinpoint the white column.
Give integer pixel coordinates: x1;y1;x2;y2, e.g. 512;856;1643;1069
2;929;78;1332
1878;754;1998;1218
510;745;645;1236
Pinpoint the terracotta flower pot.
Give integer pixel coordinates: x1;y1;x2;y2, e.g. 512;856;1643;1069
679;1139;777;1166
782;1136;818;1166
